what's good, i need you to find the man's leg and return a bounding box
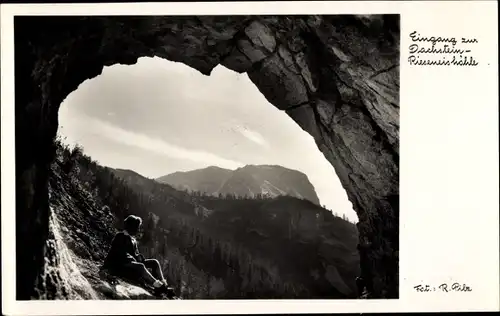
[123,262,158,287]
[143,259,165,282]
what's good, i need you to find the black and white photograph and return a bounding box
[3,1,500,314]
[12,14,400,301]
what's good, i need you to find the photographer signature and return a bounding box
[414,283,472,293]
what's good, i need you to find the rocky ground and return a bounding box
[44,149,171,300]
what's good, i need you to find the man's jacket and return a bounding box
[103,231,142,270]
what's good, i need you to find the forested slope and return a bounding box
[46,139,359,299]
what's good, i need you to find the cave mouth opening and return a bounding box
[13,15,399,300]
[57,56,358,223]
[53,56,361,299]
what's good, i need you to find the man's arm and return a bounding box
[115,233,138,263]
[131,238,145,262]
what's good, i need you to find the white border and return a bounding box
[2,1,499,315]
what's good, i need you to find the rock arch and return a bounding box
[14,15,399,299]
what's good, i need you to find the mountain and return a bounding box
[156,166,233,194]
[156,165,321,205]
[113,168,154,187]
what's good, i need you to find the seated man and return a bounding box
[102,214,172,297]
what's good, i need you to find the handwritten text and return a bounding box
[408,31,479,67]
[413,282,472,293]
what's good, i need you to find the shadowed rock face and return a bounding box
[14,15,399,299]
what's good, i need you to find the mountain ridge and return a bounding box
[156,164,321,205]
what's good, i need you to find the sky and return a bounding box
[58,57,358,222]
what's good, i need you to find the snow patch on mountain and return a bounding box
[262,180,287,196]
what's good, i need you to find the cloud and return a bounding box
[233,125,270,148]
[86,117,245,169]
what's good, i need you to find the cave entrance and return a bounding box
[14,15,399,300]
[58,57,358,222]
[55,57,360,298]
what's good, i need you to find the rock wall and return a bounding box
[14,15,399,299]
[44,153,168,300]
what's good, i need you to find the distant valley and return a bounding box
[47,140,359,299]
